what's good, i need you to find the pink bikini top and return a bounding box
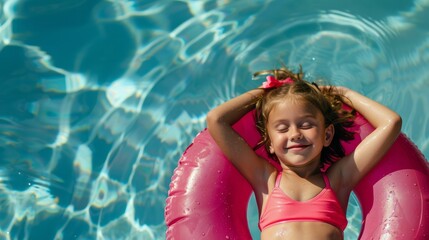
[259,172,348,231]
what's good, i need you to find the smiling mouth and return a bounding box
[287,145,309,150]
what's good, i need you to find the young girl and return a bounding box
[206,67,402,239]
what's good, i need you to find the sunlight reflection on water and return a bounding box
[0,0,428,239]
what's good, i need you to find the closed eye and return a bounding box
[275,124,289,132]
[300,122,314,129]
[277,127,289,132]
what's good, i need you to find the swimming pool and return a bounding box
[0,0,428,239]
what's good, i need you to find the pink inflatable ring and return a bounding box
[165,111,429,239]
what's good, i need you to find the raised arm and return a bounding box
[335,87,402,188]
[206,88,274,187]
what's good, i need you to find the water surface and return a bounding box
[0,0,428,239]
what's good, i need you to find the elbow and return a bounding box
[206,110,221,131]
[390,113,402,136]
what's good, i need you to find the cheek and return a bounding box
[266,129,276,142]
[305,130,323,143]
[267,132,278,147]
[269,134,287,151]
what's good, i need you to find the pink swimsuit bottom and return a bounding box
[259,172,348,231]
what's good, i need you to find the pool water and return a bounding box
[0,0,428,239]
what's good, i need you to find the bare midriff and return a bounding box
[261,221,343,240]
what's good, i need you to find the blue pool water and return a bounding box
[0,0,428,239]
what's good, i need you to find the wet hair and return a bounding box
[253,66,356,167]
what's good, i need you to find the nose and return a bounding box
[289,127,302,141]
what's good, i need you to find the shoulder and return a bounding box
[254,162,278,191]
[252,163,278,211]
[325,159,354,208]
[325,158,353,192]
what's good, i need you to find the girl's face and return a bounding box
[266,98,334,167]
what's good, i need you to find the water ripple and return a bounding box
[0,0,428,239]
